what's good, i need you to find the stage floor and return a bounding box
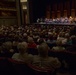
[33,23,76,26]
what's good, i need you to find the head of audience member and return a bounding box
[48,32,53,40]
[37,38,45,45]
[23,33,27,37]
[2,41,13,53]
[53,32,57,40]
[13,34,22,46]
[28,37,34,44]
[23,33,28,41]
[56,40,63,46]
[59,32,65,37]
[17,42,28,55]
[65,33,70,38]
[38,43,49,58]
[60,33,70,45]
[71,35,76,45]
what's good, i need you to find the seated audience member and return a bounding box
[12,42,33,63]
[37,38,46,49]
[23,33,28,42]
[70,26,76,36]
[12,35,21,52]
[52,40,65,51]
[46,32,54,44]
[62,33,71,45]
[66,35,76,52]
[57,32,65,42]
[28,37,37,48]
[32,43,61,69]
[37,38,45,45]
[2,41,14,53]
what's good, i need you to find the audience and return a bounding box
[0,24,75,53]
[32,43,61,69]
[12,42,33,63]
[0,24,75,73]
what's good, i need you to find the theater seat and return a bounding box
[64,51,76,73]
[28,64,56,75]
[0,57,13,75]
[28,48,38,55]
[8,58,34,75]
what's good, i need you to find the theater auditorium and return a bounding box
[0,0,76,75]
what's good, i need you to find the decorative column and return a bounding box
[71,0,75,17]
[27,0,30,24]
[20,3,25,25]
[27,0,33,23]
[16,0,22,26]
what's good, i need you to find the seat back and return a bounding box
[8,58,34,75]
[64,51,76,73]
[28,48,38,55]
[0,57,13,75]
[28,64,56,75]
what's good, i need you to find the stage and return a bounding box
[33,22,76,26]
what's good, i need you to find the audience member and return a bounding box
[32,43,61,69]
[2,41,13,53]
[12,42,33,63]
[28,37,37,48]
[66,35,76,52]
[52,40,65,51]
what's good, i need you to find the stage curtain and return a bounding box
[46,5,50,19]
[60,2,63,17]
[71,0,75,17]
[67,1,70,17]
[71,9,75,17]
[46,11,50,19]
[52,3,57,18]
[57,11,60,18]
[51,11,55,19]
[63,10,67,17]
[71,0,75,9]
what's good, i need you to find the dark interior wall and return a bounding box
[31,0,47,22]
